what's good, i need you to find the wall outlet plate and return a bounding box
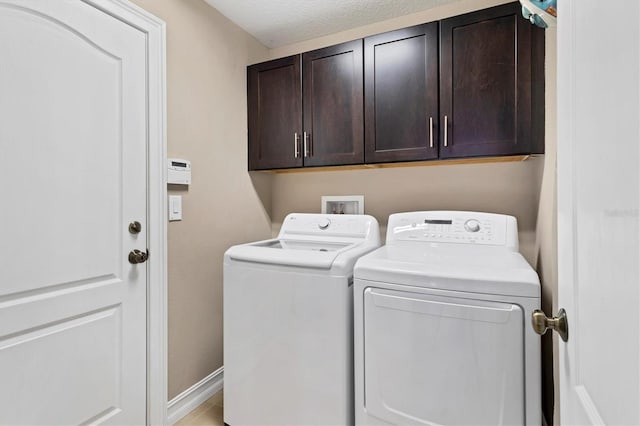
[321,195,364,215]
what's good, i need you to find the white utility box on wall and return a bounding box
[321,195,364,215]
[168,158,191,185]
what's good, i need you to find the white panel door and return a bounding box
[0,1,147,424]
[557,0,639,424]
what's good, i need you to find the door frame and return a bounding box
[82,1,168,423]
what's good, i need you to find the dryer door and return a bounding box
[363,288,525,425]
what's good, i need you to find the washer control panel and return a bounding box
[386,211,519,250]
[279,213,379,241]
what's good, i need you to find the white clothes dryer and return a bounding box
[224,213,380,426]
[353,211,540,426]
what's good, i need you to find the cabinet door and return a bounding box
[365,23,439,163]
[303,40,364,167]
[440,2,544,158]
[248,55,302,170]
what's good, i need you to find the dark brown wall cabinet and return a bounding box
[248,41,363,170]
[366,2,544,163]
[248,2,544,170]
[439,2,545,159]
[365,23,439,163]
[247,56,302,170]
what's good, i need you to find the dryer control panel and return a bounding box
[386,211,519,250]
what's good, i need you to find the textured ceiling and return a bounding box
[203,0,463,48]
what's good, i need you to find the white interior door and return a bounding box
[0,1,148,424]
[557,0,639,424]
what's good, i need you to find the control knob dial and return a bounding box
[464,219,481,233]
[318,218,331,230]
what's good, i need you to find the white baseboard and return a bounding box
[167,366,224,425]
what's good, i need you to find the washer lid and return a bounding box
[227,239,356,269]
[354,243,540,298]
[225,213,381,272]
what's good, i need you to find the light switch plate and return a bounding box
[169,195,182,221]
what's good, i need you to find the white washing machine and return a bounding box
[353,211,540,426]
[224,213,380,426]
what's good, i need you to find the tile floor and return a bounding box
[176,390,224,426]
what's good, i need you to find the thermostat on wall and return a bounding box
[168,158,191,185]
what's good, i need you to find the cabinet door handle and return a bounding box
[294,132,300,158]
[429,116,433,148]
[303,131,309,157]
[444,115,448,147]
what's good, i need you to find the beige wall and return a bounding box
[131,0,271,399]
[534,28,558,424]
[271,160,542,262]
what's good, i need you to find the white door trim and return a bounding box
[81,1,168,424]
